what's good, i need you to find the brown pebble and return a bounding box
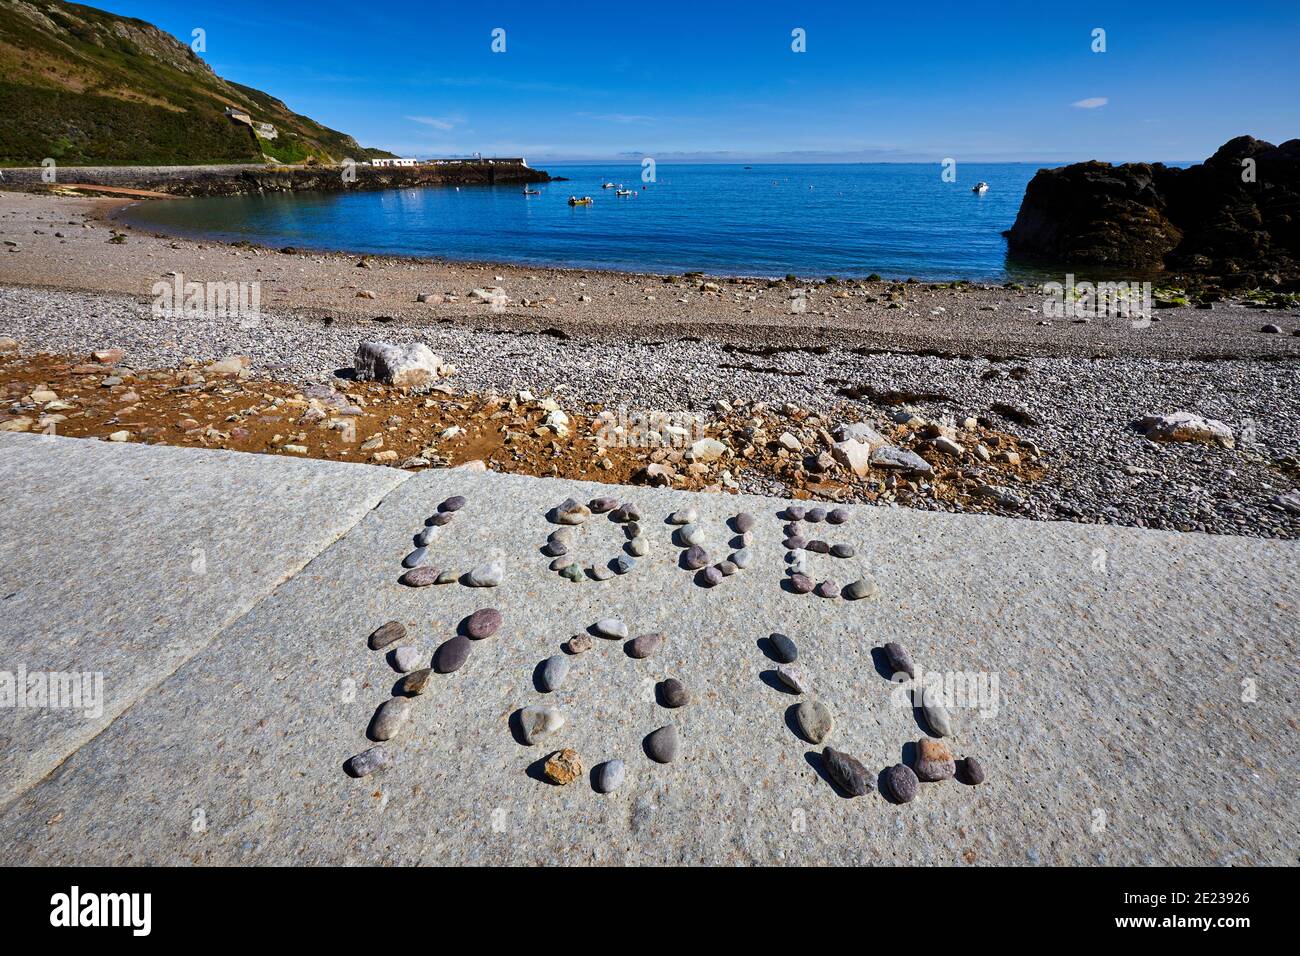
[399,567,440,588]
[368,620,407,650]
[628,632,665,659]
[398,668,434,696]
[566,633,594,654]
[789,573,814,594]
[543,748,583,785]
[914,738,956,782]
[958,756,986,785]
[463,607,502,639]
[659,678,690,707]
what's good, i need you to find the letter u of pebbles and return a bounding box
[368,620,407,650]
[369,697,411,741]
[466,561,503,587]
[822,746,870,796]
[519,705,564,745]
[434,635,472,673]
[594,618,628,639]
[345,746,390,778]
[463,607,502,639]
[645,724,679,763]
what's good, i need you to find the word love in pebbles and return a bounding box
[516,617,687,792]
[760,633,987,807]
[344,607,505,778]
[398,495,505,589]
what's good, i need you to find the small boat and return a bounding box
[568,196,594,205]
[973,181,989,193]
[600,182,616,189]
[615,188,633,196]
[522,188,541,195]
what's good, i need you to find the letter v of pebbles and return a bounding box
[519,705,564,745]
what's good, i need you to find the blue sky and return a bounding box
[96,0,1300,163]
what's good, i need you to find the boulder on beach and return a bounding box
[354,341,450,389]
[1132,411,1235,448]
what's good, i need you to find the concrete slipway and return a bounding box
[0,433,1294,865]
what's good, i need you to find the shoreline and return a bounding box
[2,190,1299,540]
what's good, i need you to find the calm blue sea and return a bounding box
[120,163,1058,281]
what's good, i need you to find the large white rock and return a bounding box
[1134,412,1235,448]
[870,446,933,474]
[689,437,728,462]
[834,422,889,449]
[354,341,448,389]
[831,439,872,477]
[470,287,508,306]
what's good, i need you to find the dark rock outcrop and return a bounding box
[1006,136,1300,287]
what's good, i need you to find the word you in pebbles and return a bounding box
[352,491,988,807]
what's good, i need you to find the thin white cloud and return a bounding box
[576,112,657,125]
[405,115,462,131]
[1071,97,1109,109]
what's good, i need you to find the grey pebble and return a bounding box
[414,525,439,547]
[776,663,807,693]
[542,539,568,557]
[369,697,411,741]
[806,507,827,522]
[668,507,698,525]
[439,495,467,512]
[922,688,956,737]
[830,543,855,559]
[614,555,636,574]
[659,678,690,707]
[519,705,565,745]
[815,580,840,599]
[700,565,723,587]
[402,546,429,568]
[593,759,626,793]
[428,511,454,527]
[795,699,834,743]
[466,561,503,587]
[783,535,807,550]
[958,756,987,785]
[588,564,613,581]
[769,632,798,663]
[682,545,710,570]
[716,559,738,577]
[434,635,472,673]
[827,507,850,524]
[368,620,407,650]
[822,746,870,796]
[730,547,753,569]
[549,556,571,571]
[627,536,649,556]
[392,645,424,672]
[883,763,919,803]
[345,746,390,778]
[785,505,806,520]
[678,523,706,546]
[806,539,830,554]
[594,618,628,639]
[883,641,915,678]
[628,632,665,659]
[539,654,571,691]
[645,724,679,763]
[733,512,756,533]
[788,572,814,594]
[843,577,879,600]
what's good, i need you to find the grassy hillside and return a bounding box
[0,0,395,165]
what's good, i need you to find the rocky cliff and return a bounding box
[1005,136,1300,288]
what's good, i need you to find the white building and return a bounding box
[370,158,419,168]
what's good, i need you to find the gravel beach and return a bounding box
[3,190,1299,538]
